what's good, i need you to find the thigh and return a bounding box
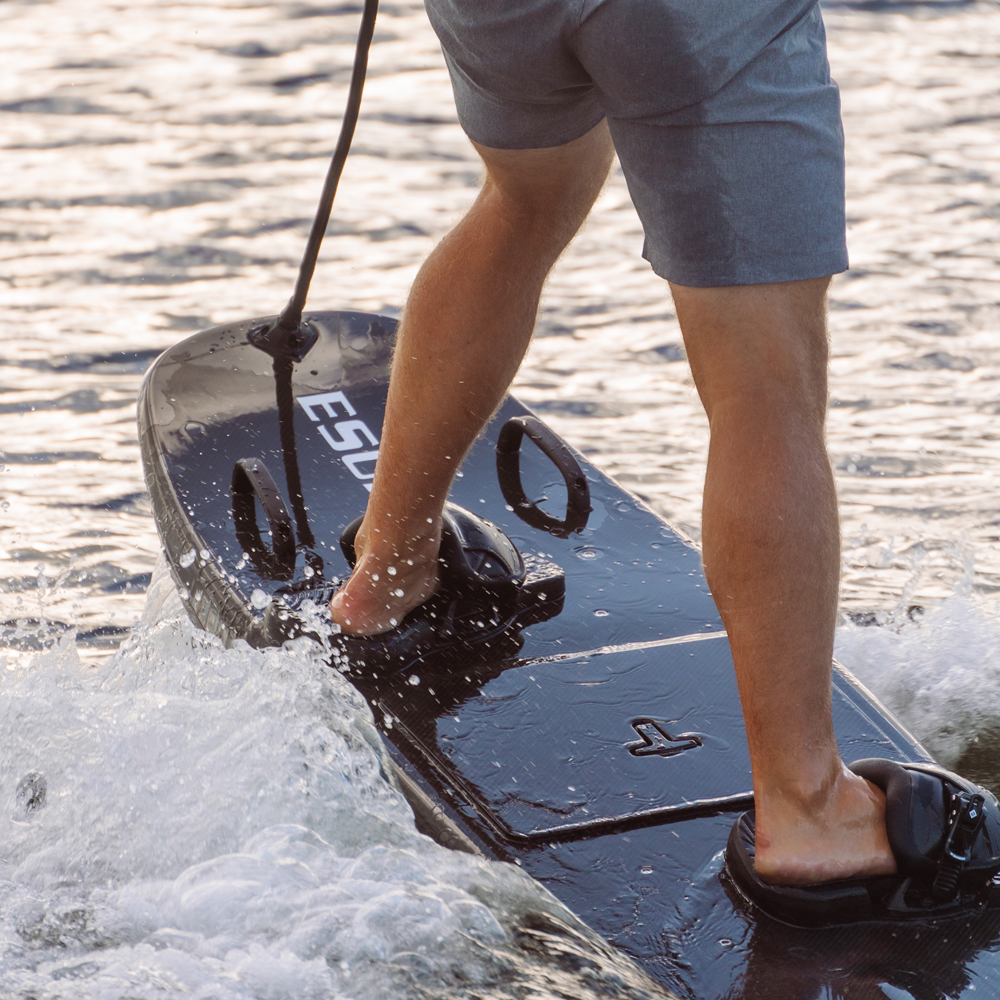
[579,1,848,287]
[424,0,604,150]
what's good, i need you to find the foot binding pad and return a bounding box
[247,504,564,672]
[725,758,1000,927]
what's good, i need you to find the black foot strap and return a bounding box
[245,504,565,672]
[725,758,1000,927]
[331,504,528,673]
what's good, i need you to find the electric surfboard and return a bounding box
[138,310,1000,999]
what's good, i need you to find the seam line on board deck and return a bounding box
[511,629,728,668]
[388,709,757,845]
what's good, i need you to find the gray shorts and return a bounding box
[424,0,848,287]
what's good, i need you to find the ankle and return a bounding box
[331,548,441,635]
[754,762,885,852]
[352,513,442,568]
[754,752,845,820]
[752,770,895,884]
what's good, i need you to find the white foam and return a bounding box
[836,595,1000,769]
[0,566,660,999]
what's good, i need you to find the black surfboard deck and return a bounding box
[139,310,1000,1000]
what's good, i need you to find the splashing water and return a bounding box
[0,568,664,1000]
[836,595,1000,793]
[834,530,1000,794]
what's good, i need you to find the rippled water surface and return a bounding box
[2,0,1000,996]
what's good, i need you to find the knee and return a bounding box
[710,383,829,445]
[707,341,829,424]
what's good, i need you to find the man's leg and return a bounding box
[331,121,615,634]
[670,278,896,885]
[331,122,891,884]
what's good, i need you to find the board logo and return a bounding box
[626,719,702,758]
[298,391,379,492]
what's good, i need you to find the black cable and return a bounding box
[246,0,380,581]
[273,352,316,551]
[273,0,380,335]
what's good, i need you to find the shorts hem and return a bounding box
[645,247,849,288]
[458,105,606,150]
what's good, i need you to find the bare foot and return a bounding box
[753,766,897,885]
[330,518,442,635]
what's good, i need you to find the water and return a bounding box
[0,573,662,998]
[1,0,999,995]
